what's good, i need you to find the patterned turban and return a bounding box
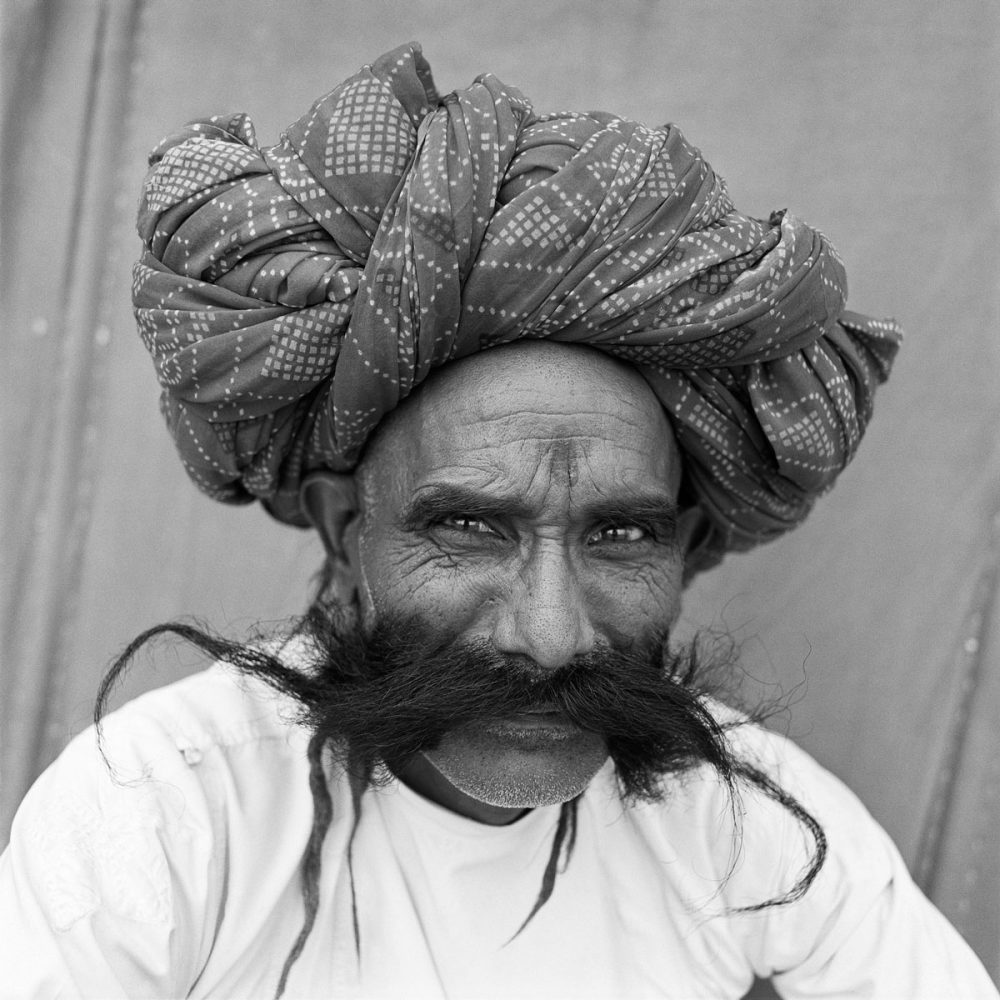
[133,42,901,575]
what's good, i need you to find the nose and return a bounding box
[492,542,596,672]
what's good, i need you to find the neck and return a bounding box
[390,754,529,825]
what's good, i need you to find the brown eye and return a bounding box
[587,525,648,545]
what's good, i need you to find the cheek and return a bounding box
[584,560,684,635]
[356,530,500,629]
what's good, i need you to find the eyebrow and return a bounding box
[400,483,680,533]
[401,485,530,529]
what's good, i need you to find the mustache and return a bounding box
[95,604,741,803]
[271,607,737,802]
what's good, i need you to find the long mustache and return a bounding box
[97,607,737,803]
[268,608,736,802]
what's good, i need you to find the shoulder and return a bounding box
[715,703,895,877]
[7,662,312,933]
[96,659,309,771]
[715,702,899,897]
[697,698,882,840]
[691,715,998,993]
[602,700,899,912]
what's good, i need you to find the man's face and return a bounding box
[342,342,686,819]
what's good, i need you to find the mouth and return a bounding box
[520,702,562,716]
[481,707,581,743]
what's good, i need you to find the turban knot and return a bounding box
[133,42,901,574]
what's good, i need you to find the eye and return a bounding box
[587,524,649,545]
[442,515,498,536]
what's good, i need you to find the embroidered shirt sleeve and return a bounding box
[0,715,217,999]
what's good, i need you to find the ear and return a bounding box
[300,471,362,605]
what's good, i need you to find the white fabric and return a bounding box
[0,663,995,1000]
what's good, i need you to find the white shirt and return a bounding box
[0,663,995,999]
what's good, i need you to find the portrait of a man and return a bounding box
[2,5,998,999]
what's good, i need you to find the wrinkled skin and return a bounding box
[308,341,689,824]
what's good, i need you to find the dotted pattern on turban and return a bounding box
[133,42,902,576]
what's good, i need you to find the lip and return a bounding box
[520,703,560,716]
[481,711,581,743]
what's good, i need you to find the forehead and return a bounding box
[364,344,682,505]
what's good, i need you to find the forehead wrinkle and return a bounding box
[411,446,576,514]
[372,419,678,519]
[575,433,679,498]
[455,405,650,435]
[364,351,681,511]
[412,425,676,510]
[515,436,577,500]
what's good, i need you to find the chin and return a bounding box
[457,775,596,809]
[424,725,610,808]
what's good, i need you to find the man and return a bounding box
[1,43,995,998]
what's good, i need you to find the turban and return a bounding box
[133,42,901,575]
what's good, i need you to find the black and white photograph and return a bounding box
[2,2,998,996]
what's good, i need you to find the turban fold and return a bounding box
[133,42,901,574]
